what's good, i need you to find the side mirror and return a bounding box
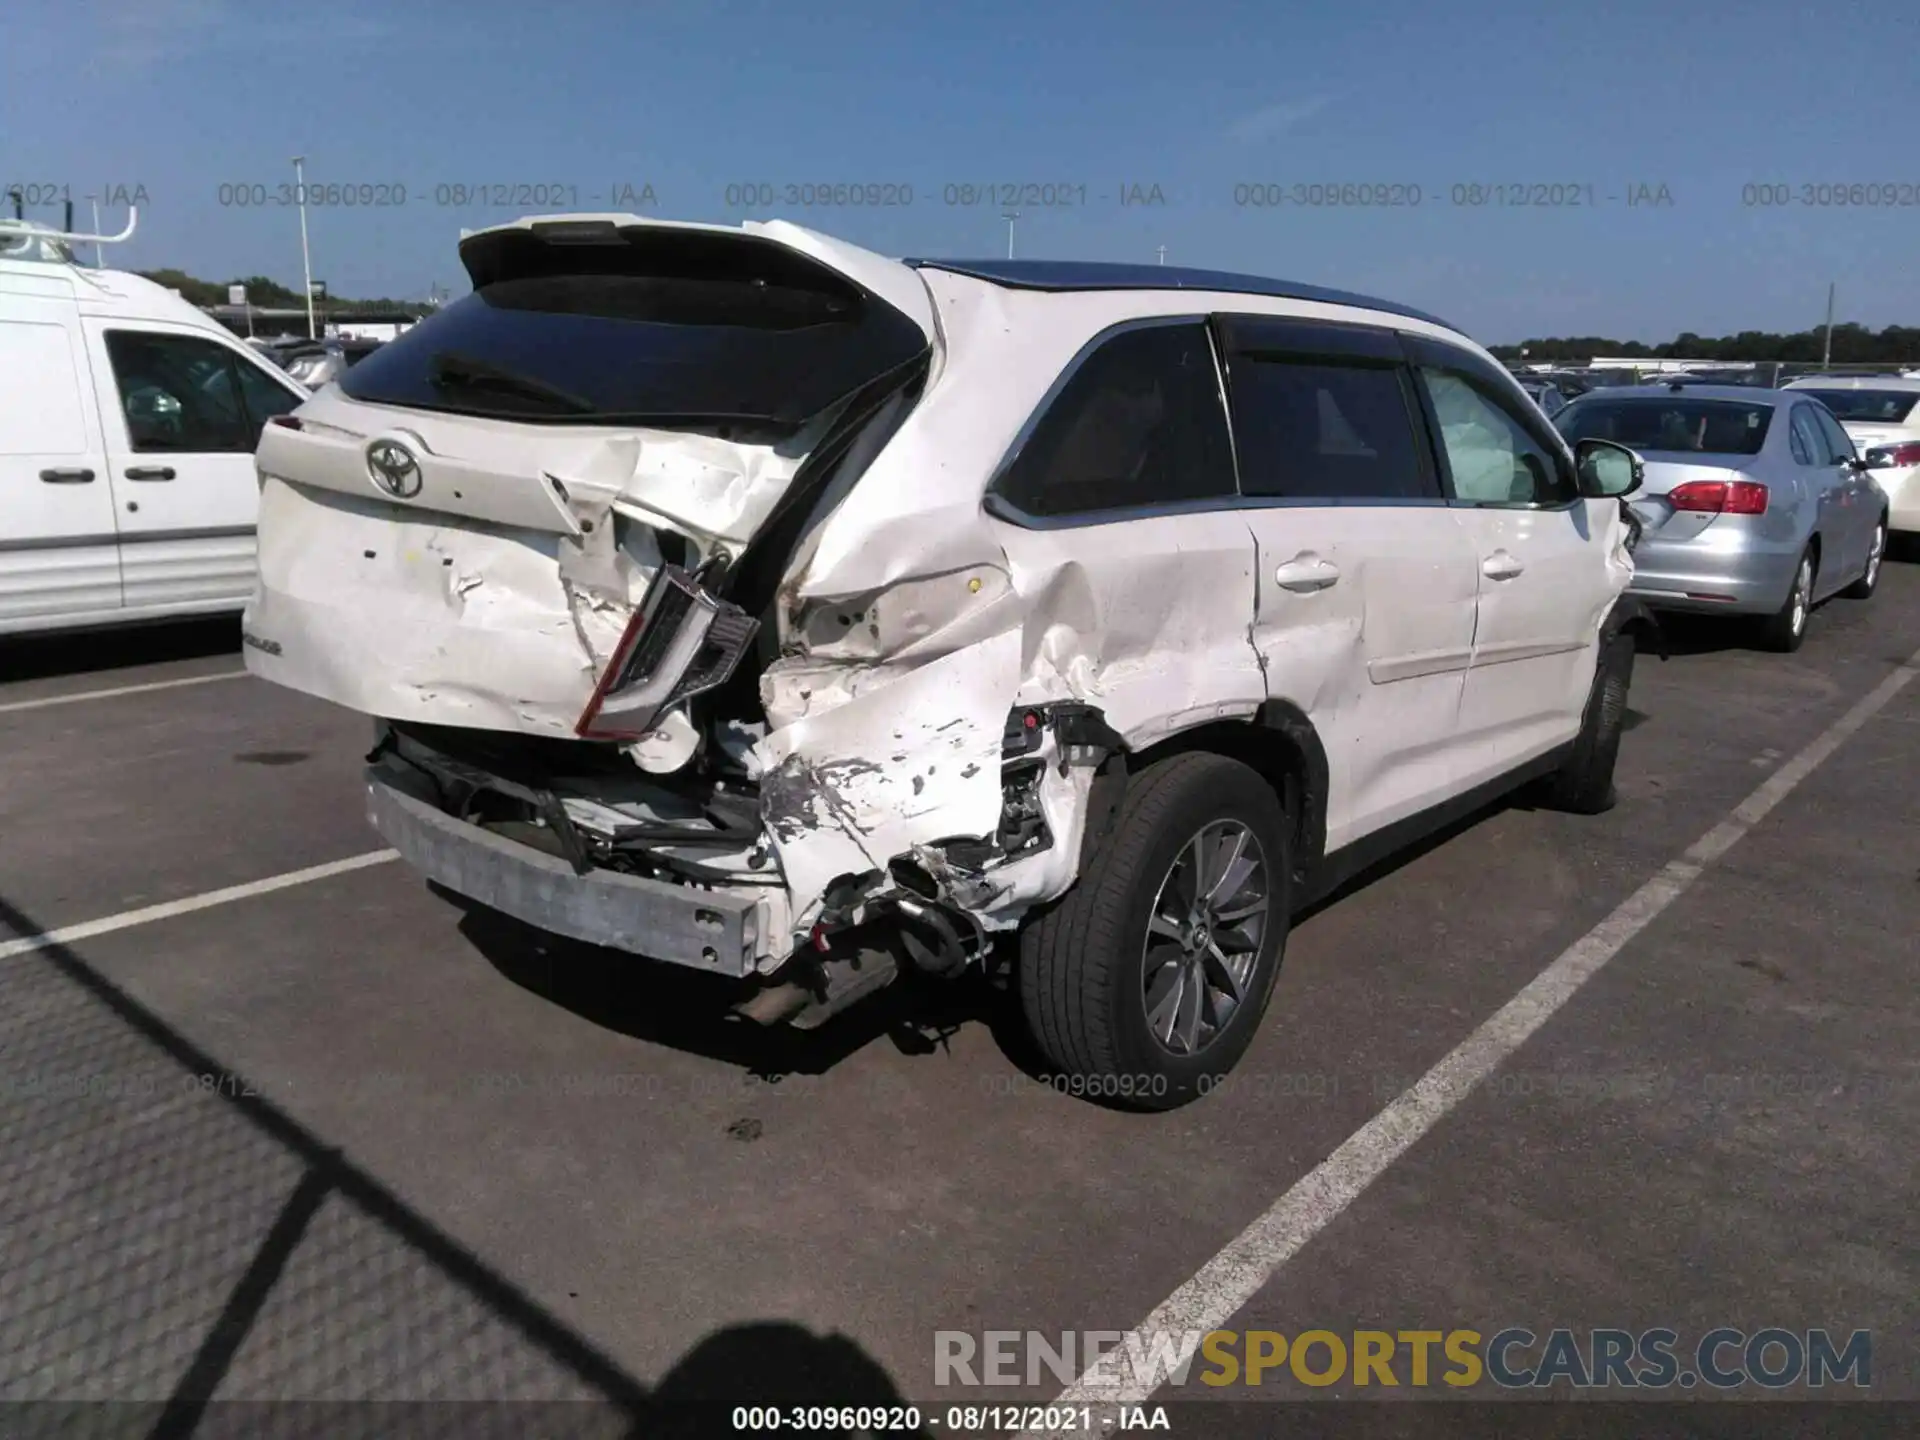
[1575,437,1643,498]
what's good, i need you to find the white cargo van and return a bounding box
[0,212,308,636]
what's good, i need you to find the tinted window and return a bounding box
[1419,369,1571,505]
[233,357,303,432]
[103,331,252,453]
[992,322,1236,518]
[1790,389,1920,423]
[341,267,927,430]
[1227,356,1433,500]
[1556,397,1773,456]
[1781,407,1827,468]
[1787,408,1816,464]
[1809,405,1856,463]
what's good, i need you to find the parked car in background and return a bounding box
[1514,378,1569,418]
[1555,383,1887,651]
[260,336,385,389]
[242,211,1654,1106]
[0,215,308,636]
[1780,375,1920,539]
[1543,370,1595,398]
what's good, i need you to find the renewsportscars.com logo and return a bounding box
[933,1327,1873,1391]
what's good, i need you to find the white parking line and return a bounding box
[1033,641,1920,1425]
[0,850,400,962]
[0,670,248,715]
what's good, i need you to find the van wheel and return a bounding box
[1842,517,1886,599]
[1016,752,1290,1111]
[1759,547,1815,653]
[1543,629,1635,815]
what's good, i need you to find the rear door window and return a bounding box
[1224,354,1435,501]
[1789,406,1828,466]
[990,321,1237,520]
[1809,405,1856,463]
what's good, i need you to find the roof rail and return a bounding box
[0,206,140,248]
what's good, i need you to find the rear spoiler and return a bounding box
[457,213,937,344]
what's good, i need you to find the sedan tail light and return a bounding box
[1667,479,1769,515]
[1865,440,1920,469]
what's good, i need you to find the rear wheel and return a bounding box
[1758,547,1815,653]
[1016,752,1290,1111]
[1842,516,1887,599]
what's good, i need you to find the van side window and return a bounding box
[233,356,304,433]
[1227,356,1436,500]
[992,321,1236,519]
[102,331,253,453]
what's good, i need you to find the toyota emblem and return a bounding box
[366,439,422,499]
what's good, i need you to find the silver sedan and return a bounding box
[1553,384,1888,651]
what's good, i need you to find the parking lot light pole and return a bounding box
[1822,282,1835,371]
[293,156,316,339]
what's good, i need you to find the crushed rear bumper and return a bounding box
[366,770,767,976]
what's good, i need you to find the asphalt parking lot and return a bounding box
[2,558,1917,1434]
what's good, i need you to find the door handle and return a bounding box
[1274,553,1341,592]
[39,467,96,484]
[1482,550,1525,581]
[125,466,176,481]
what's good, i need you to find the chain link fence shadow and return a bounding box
[0,891,927,1439]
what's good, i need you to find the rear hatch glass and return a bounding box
[340,224,929,433]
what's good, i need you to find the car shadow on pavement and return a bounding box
[1636,611,1764,658]
[454,896,1020,1083]
[0,616,241,685]
[0,887,932,1437]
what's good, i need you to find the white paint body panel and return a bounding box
[242,213,1631,962]
[0,298,120,626]
[0,252,307,633]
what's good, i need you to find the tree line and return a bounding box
[136,268,435,315]
[1488,323,1920,365]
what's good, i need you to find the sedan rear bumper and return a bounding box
[1627,520,1803,616]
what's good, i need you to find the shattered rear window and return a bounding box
[341,259,927,430]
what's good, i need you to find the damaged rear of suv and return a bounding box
[247,213,1652,1108]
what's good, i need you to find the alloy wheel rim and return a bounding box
[1867,527,1884,586]
[1141,820,1270,1057]
[1791,560,1811,634]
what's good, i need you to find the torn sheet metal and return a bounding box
[753,628,1022,932]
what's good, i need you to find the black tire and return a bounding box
[1016,752,1290,1112]
[1842,516,1887,600]
[1543,628,1635,815]
[1758,546,1816,653]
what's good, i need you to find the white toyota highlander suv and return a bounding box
[244,214,1656,1108]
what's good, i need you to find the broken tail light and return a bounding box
[576,565,759,740]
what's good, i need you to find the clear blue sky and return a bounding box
[5,0,1918,344]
